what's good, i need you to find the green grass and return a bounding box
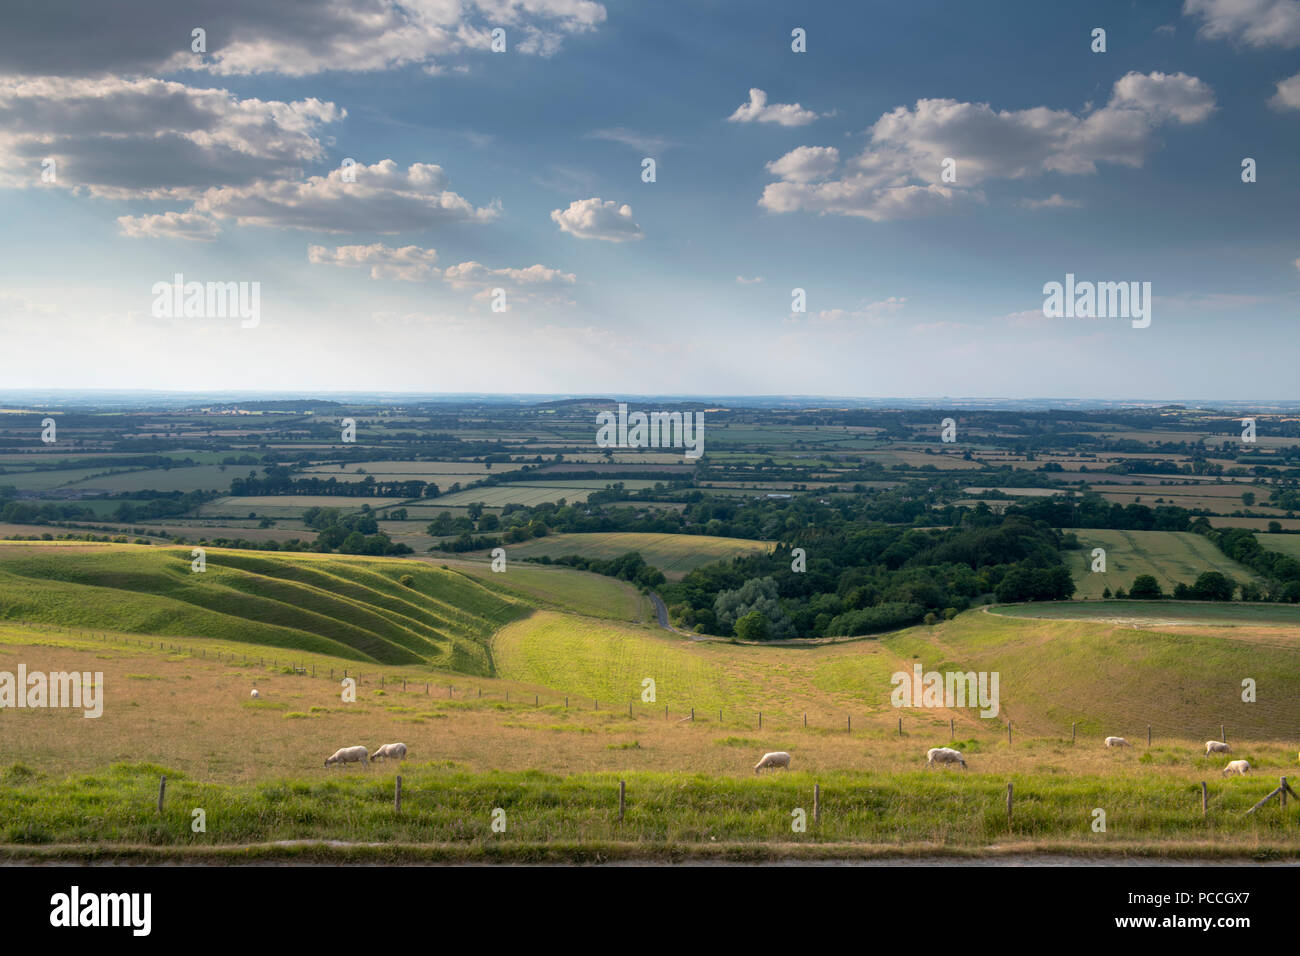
[3,761,1294,853]
[1064,530,1262,599]
[448,561,649,622]
[481,532,774,575]
[992,600,1300,625]
[0,543,528,671]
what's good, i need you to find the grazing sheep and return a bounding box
[753,751,791,774]
[370,742,408,762]
[1206,740,1231,755]
[926,747,967,770]
[250,688,259,699]
[324,745,370,768]
[1223,759,1251,776]
[1104,736,1129,747]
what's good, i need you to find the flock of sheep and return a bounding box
[324,742,408,767]
[256,686,1260,778]
[753,739,1257,776]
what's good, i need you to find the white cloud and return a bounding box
[0,0,608,78]
[736,275,764,284]
[585,128,677,152]
[197,160,500,233]
[786,297,907,326]
[309,243,576,303]
[117,211,221,241]
[1183,0,1300,48]
[308,243,440,281]
[760,72,1215,220]
[550,197,643,241]
[764,146,839,182]
[1016,194,1084,210]
[0,75,340,198]
[727,88,821,127]
[1270,71,1300,109]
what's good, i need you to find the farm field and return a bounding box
[428,481,660,508]
[1062,529,1263,599]
[482,532,774,577]
[4,603,1300,859]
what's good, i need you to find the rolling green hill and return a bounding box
[0,543,529,672]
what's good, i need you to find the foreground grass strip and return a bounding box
[5,764,1300,851]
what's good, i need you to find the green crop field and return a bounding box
[483,532,774,576]
[1062,529,1262,599]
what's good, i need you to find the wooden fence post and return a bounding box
[803,712,807,728]
[759,711,762,729]
[618,780,626,822]
[1007,722,1012,745]
[1221,724,1226,744]
[157,776,166,813]
[395,775,403,814]
[1201,781,1208,817]
[1006,782,1013,826]
[1147,725,1152,746]
[1072,721,1076,743]
[1283,777,1289,810]
[950,717,954,740]
[813,783,821,824]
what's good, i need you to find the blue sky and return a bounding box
[0,0,1296,398]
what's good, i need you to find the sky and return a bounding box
[0,0,1297,399]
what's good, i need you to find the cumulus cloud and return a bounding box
[1183,0,1300,48]
[309,243,576,303]
[1270,71,1300,109]
[0,0,607,78]
[117,211,221,241]
[308,243,440,281]
[0,75,340,198]
[760,72,1215,220]
[764,146,840,182]
[727,88,822,127]
[550,197,643,241]
[196,160,500,233]
[736,275,764,284]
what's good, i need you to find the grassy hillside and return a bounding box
[0,543,528,672]
[494,608,1300,741]
[477,532,774,578]
[1064,529,1261,599]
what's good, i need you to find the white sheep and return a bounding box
[370,742,408,762]
[250,688,259,699]
[1223,759,1250,776]
[754,751,791,774]
[926,747,967,769]
[1104,736,1129,747]
[324,745,370,768]
[1206,740,1231,755]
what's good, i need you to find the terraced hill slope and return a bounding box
[0,543,528,672]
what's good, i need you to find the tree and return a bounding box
[1242,491,1256,507]
[734,610,770,641]
[1190,571,1235,601]
[1129,574,1163,600]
